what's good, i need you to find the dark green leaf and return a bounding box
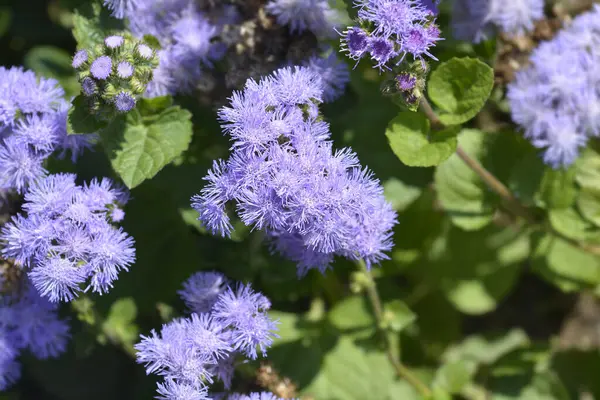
[68,95,108,134]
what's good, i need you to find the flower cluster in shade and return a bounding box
[452,0,544,42]
[191,67,397,276]
[104,0,229,97]
[507,5,600,168]
[135,271,279,400]
[225,393,292,400]
[0,67,96,194]
[265,0,342,38]
[0,276,70,390]
[340,0,442,71]
[72,33,158,116]
[0,173,135,302]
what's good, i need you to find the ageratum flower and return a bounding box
[0,67,96,194]
[191,67,397,275]
[265,0,341,38]
[228,393,294,400]
[452,0,544,42]
[0,173,135,301]
[136,273,278,399]
[507,5,600,167]
[340,0,442,71]
[0,275,70,390]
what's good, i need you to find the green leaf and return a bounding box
[508,152,546,207]
[0,7,12,39]
[72,2,124,50]
[385,112,459,167]
[532,234,600,292]
[302,337,421,400]
[578,190,600,227]
[549,208,600,242]
[328,296,374,332]
[536,167,577,209]
[101,105,193,188]
[383,299,416,332]
[576,148,600,194]
[433,360,476,394]
[383,177,422,212]
[428,57,494,125]
[68,95,108,134]
[435,129,495,231]
[24,46,80,97]
[101,298,138,354]
[444,329,530,366]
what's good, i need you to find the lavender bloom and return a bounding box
[507,6,600,167]
[103,0,140,19]
[0,173,135,301]
[228,393,292,400]
[191,67,396,274]
[340,0,441,70]
[178,271,228,314]
[265,0,341,37]
[397,73,417,91]
[114,92,136,113]
[136,274,278,399]
[72,50,89,69]
[82,77,97,96]
[136,44,154,60]
[117,61,134,78]
[105,35,124,48]
[90,56,113,80]
[0,67,64,116]
[304,52,350,102]
[0,137,47,194]
[0,333,20,391]
[452,0,544,42]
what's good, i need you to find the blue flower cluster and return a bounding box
[0,173,135,302]
[452,0,544,42]
[226,393,292,400]
[302,52,350,103]
[507,5,600,167]
[0,277,70,390]
[191,67,396,275]
[0,67,96,194]
[105,0,228,97]
[136,272,278,400]
[265,0,341,38]
[340,0,442,71]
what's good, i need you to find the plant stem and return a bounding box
[358,260,433,398]
[419,97,600,256]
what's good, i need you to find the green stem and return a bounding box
[358,260,433,398]
[419,97,600,256]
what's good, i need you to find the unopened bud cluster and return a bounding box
[72,33,159,118]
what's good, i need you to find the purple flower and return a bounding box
[81,77,97,96]
[0,137,47,194]
[178,271,228,314]
[117,61,134,79]
[192,67,397,273]
[0,67,64,114]
[228,393,291,400]
[103,0,140,19]
[0,174,135,301]
[105,35,124,48]
[14,112,59,152]
[265,0,340,37]
[136,44,154,60]
[114,92,136,112]
[368,36,396,70]
[507,6,600,167]
[72,50,89,69]
[156,379,209,400]
[357,0,430,37]
[90,56,113,80]
[303,52,350,102]
[452,0,544,42]
[396,73,417,91]
[341,27,370,61]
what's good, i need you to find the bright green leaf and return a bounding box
[101,105,193,188]
[383,177,422,212]
[435,129,495,231]
[328,296,374,331]
[385,112,459,167]
[428,57,494,125]
[433,360,476,394]
[383,299,416,332]
[578,190,600,228]
[101,298,138,354]
[532,234,600,292]
[549,207,600,242]
[444,329,530,366]
[536,167,577,209]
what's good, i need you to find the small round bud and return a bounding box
[117,61,134,79]
[90,56,113,80]
[72,50,89,69]
[105,35,124,49]
[81,77,97,96]
[114,92,136,113]
[136,44,154,60]
[396,73,417,91]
